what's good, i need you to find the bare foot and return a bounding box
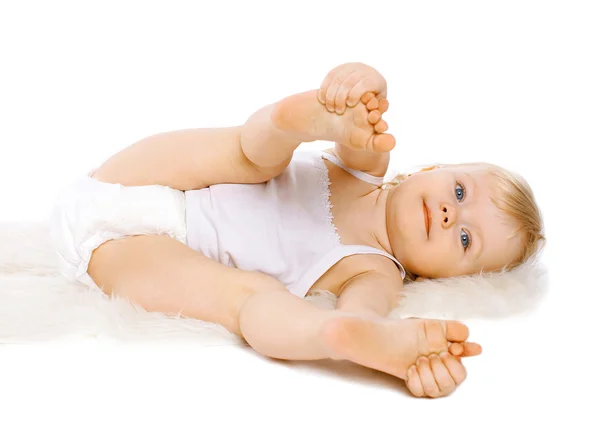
[318,316,475,381]
[271,89,395,153]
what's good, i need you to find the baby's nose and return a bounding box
[440,204,457,228]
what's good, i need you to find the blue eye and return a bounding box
[455,182,466,202]
[461,229,471,250]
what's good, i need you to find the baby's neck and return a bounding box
[355,188,394,256]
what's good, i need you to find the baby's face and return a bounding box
[386,164,523,279]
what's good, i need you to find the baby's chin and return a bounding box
[393,255,430,280]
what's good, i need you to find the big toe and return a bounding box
[372,134,396,152]
[445,321,470,343]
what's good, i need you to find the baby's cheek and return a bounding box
[415,245,452,279]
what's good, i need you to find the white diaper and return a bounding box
[48,171,187,292]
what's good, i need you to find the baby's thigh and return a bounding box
[87,234,285,336]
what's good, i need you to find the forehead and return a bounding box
[463,169,523,271]
[477,198,522,271]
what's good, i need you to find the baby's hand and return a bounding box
[406,352,467,398]
[318,62,387,115]
[406,342,482,398]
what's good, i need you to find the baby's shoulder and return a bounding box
[309,252,403,296]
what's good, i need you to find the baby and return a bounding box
[49,62,545,398]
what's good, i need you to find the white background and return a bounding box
[1,0,598,421]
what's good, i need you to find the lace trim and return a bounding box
[316,156,341,244]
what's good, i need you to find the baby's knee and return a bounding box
[242,271,289,297]
[224,271,288,335]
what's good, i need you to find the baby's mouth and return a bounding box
[423,200,431,239]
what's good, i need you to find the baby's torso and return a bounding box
[184,149,405,297]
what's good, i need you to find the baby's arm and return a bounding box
[333,253,403,318]
[336,266,481,398]
[318,63,392,177]
[335,270,402,318]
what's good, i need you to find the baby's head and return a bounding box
[383,162,545,281]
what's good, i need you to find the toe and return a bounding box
[461,342,483,357]
[449,342,463,356]
[378,98,389,113]
[366,97,379,111]
[361,92,375,104]
[374,119,388,134]
[424,320,450,352]
[445,321,470,343]
[372,134,395,152]
[368,110,382,125]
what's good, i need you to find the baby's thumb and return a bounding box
[450,342,482,357]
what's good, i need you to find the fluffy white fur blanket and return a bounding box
[0,221,548,344]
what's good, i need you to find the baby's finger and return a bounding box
[347,80,373,107]
[406,365,424,397]
[325,70,355,113]
[334,72,362,115]
[318,70,337,105]
[440,352,467,385]
[348,78,382,107]
[429,354,456,396]
[318,64,349,105]
[417,356,441,398]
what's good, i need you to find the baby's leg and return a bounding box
[91,123,302,191]
[92,88,389,191]
[244,87,394,167]
[235,88,393,168]
[90,91,327,191]
[88,234,470,382]
[240,291,469,381]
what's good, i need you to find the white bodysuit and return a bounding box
[184,149,406,297]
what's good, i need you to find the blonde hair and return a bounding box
[382,162,546,281]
